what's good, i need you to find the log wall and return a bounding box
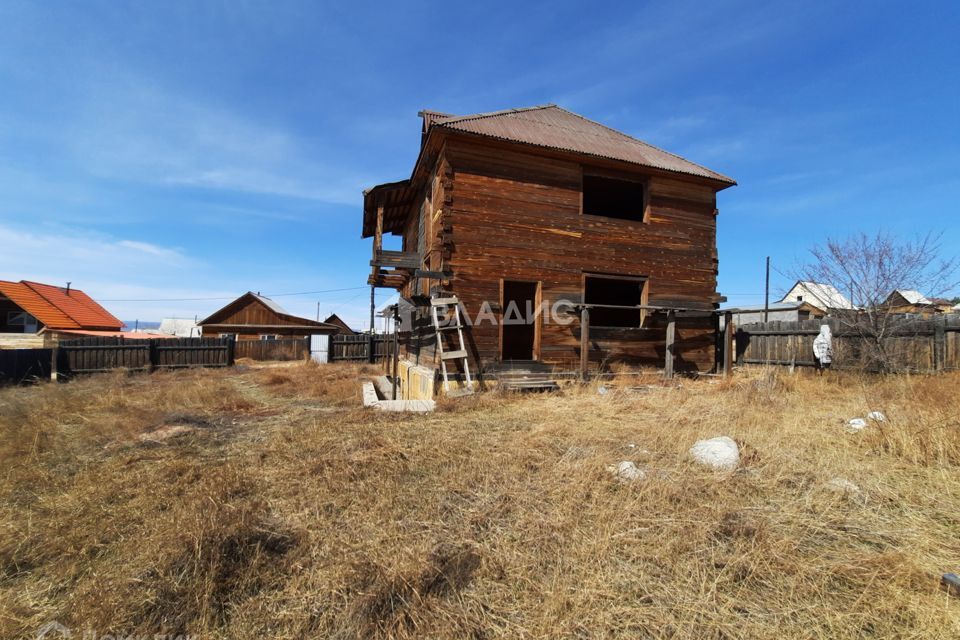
[397,136,727,373]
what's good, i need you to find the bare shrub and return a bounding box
[797,230,958,372]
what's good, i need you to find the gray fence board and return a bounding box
[734,315,959,372]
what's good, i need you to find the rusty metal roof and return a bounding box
[431,105,736,185]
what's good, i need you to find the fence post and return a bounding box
[934,315,946,372]
[368,332,375,364]
[665,310,676,379]
[579,306,590,381]
[227,337,235,367]
[148,340,158,372]
[723,312,733,377]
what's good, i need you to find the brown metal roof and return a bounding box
[431,105,736,186]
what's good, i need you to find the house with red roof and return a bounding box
[0,280,124,347]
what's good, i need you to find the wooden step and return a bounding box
[499,379,560,392]
[441,349,468,360]
[431,297,459,306]
[436,324,463,331]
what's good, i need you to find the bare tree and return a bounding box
[797,231,958,371]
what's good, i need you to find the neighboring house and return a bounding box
[158,317,201,337]
[928,298,955,313]
[198,292,338,340]
[721,301,826,330]
[0,280,123,348]
[322,313,357,335]
[884,289,951,315]
[362,104,736,382]
[779,281,854,312]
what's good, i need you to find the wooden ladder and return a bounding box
[430,295,474,394]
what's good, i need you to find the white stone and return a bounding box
[609,460,646,482]
[847,418,867,431]
[867,411,886,422]
[689,436,740,471]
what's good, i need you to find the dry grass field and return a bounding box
[1,362,959,639]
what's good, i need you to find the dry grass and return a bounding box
[1,363,959,639]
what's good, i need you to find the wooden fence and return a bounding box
[234,338,310,361]
[0,333,397,385]
[55,337,234,375]
[330,334,392,362]
[735,315,960,372]
[0,348,53,384]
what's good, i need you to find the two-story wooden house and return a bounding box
[362,105,735,392]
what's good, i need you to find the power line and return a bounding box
[99,285,368,303]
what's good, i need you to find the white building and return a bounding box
[720,301,826,330]
[779,281,854,311]
[159,317,201,338]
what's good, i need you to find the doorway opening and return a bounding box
[500,280,539,361]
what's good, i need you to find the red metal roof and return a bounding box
[53,329,177,338]
[431,105,736,185]
[0,280,122,330]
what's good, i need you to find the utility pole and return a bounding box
[763,256,770,323]
[316,301,321,322]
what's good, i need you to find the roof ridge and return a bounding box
[435,104,557,127]
[551,106,736,184]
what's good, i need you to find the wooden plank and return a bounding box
[664,311,676,379]
[580,307,590,380]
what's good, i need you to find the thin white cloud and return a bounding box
[117,239,186,260]
[0,64,371,206]
[66,76,364,203]
[0,223,196,281]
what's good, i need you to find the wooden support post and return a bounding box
[723,311,733,377]
[934,315,946,372]
[665,310,676,379]
[226,336,235,367]
[392,306,400,400]
[580,306,590,381]
[369,286,375,334]
[368,331,375,364]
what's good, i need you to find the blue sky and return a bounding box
[0,1,957,327]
